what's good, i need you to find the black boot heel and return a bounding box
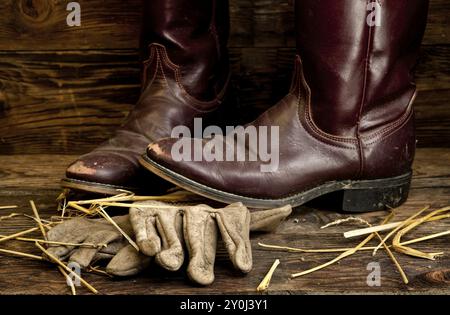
[339,173,412,213]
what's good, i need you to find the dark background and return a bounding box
[0,0,448,155]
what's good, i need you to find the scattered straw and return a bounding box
[372,206,430,256]
[30,200,47,241]
[35,242,98,294]
[259,228,450,254]
[320,214,408,283]
[0,248,43,261]
[392,206,450,260]
[257,259,280,292]
[291,213,393,279]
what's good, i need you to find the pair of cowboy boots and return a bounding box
[62,0,429,212]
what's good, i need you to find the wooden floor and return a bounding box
[0,148,449,295]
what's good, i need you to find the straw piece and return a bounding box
[56,190,70,217]
[0,248,43,261]
[72,191,193,206]
[30,200,47,242]
[88,202,180,210]
[402,230,450,245]
[35,242,98,294]
[258,242,371,253]
[321,217,371,229]
[344,213,450,239]
[0,227,40,244]
[0,234,106,248]
[0,205,18,210]
[57,266,77,296]
[257,259,280,292]
[97,206,139,251]
[88,266,113,278]
[0,213,22,221]
[372,206,430,256]
[66,202,93,215]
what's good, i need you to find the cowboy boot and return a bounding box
[141,0,429,211]
[61,0,232,195]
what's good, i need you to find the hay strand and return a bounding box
[257,259,280,292]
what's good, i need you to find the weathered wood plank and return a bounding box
[0,0,447,50]
[1,44,448,154]
[0,50,140,154]
[0,149,449,294]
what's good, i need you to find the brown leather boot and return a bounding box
[141,0,429,211]
[62,0,232,195]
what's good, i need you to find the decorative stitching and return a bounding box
[361,91,416,142]
[294,56,358,146]
[363,105,414,146]
[356,2,374,177]
[153,43,230,109]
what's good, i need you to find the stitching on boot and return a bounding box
[152,43,229,109]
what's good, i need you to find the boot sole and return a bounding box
[139,155,412,211]
[61,178,140,195]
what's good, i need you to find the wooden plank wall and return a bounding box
[0,0,448,155]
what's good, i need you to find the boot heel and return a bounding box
[340,173,412,213]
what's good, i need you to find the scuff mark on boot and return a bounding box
[67,161,96,175]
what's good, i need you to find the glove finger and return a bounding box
[130,207,161,256]
[184,206,218,286]
[216,204,252,273]
[155,209,184,271]
[249,205,292,232]
[106,245,152,277]
[69,230,121,268]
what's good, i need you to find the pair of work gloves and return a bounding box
[46,201,292,285]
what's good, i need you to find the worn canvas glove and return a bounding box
[45,215,151,276]
[45,202,292,284]
[130,201,292,285]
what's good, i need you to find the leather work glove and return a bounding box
[45,215,151,276]
[45,203,292,284]
[129,201,292,285]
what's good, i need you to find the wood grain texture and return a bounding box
[0,148,449,294]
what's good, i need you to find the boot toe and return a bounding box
[66,152,139,188]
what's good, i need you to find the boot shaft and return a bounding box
[295,0,429,137]
[140,0,230,100]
